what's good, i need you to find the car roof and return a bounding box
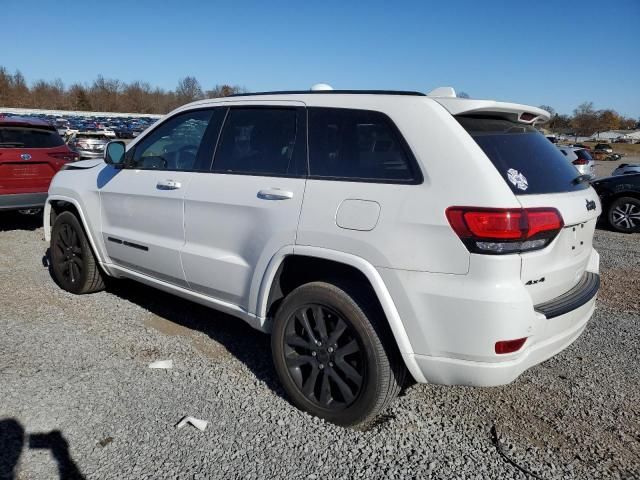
[0,115,56,130]
[176,90,550,124]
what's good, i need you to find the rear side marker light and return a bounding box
[495,337,527,354]
[446,207,563,254]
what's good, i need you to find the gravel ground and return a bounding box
[0,212,638,480]
[594,156,639,179]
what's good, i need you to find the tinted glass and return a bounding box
[0,127,64,148]
[213,108,301,176]
[308,108,417,182]
[130,109,219,171]
[457,116,589,194]
[575,149,593,161]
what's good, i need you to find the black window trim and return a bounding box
[124,107,221,172]
[209,105,308,179]
[306,106,424,185]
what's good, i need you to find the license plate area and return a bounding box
[564,221,590,257]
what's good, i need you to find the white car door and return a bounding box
[100,109,219,286]
[181,105,307,312]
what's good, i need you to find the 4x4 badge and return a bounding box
[586,199,596,211]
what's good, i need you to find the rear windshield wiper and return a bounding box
[572,174,592,185]
[0,142,25,147]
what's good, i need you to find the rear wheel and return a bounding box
[608,196,640,233]
[271,281,405,427]
[50,211,105,293]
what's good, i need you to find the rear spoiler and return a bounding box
[433,98,551,125]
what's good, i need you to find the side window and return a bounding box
[308,108,419,182]
[129,109,221,171]
[212,108,303,176]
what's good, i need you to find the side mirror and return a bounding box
[104,141,126,167]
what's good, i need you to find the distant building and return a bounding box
[592,130,640,141]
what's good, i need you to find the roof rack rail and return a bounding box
[228,90,426,97]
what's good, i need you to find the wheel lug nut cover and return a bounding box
[318,364,324,369]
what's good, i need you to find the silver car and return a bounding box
[557,146,596,179]
[612,163,640,176]
[68,133,110,159]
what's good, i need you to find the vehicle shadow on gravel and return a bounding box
[0,211,43,232]
[106,279,288,400]
[0,418,85,479]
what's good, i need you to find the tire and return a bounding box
[50,211,105,294]
[607,197,640,233]
[271,281,405,427]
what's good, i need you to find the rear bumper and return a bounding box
[0,192,48,211]
[407,296,595,386]
[381,248,600,386]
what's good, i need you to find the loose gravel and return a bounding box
[0,211,638,479]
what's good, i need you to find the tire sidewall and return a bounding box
[271,282,387,426]
[50,212,91,293]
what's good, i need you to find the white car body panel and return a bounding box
[45,92,599,387]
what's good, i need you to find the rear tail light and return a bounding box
[446,207,563,254]
[495,337,527,354]
[572,159,588,165]
[48,151,79,162]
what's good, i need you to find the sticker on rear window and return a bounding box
[507,168,528,191]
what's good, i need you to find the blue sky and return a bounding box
[2,0,639,117]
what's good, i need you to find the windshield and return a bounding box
[457,116,589,195]
[0,127,65,148]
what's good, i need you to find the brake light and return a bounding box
[48,151,79,162]
[446,207,563,254]
[495,337,527,354]
[572,159,588,165]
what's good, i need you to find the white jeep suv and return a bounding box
[45,87,601,427]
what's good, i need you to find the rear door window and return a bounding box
[0,127,65,148]
[457,116,589,194]
[308,108,420,182]
[575,149,593,161]
[212,108,304,177]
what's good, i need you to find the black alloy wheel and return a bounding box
[283,304,365,409]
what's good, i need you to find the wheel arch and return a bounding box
[257,246,427,383]
[46,196,105,264]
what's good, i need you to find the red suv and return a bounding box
[0,115,78,211]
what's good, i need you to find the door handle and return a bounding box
[157,180,181,190]
[257,189,294,200]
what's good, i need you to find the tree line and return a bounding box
[539,102,638,136]
[0,67,244,114]
[1,66,638,133]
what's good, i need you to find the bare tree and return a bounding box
[571,102,598,138]
[175,76,203,105]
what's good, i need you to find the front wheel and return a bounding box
[271,281,405,427]
[608,196,640,233]
[50,211,105,294]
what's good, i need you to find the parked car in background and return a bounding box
[570,143,591,151]
[594,143,613,154]
[0,115,78,211]
[45,88,601,426]
[97,128,117,138]
[67,132,110,159]
[592,173,640,233]
[612,163,640,176]
[557,146,595,179]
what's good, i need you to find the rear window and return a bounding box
[0,127,64,148]
[575,149,593,161]
[457,116,589,195]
